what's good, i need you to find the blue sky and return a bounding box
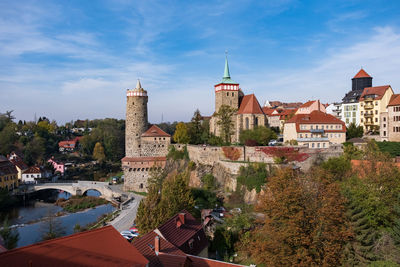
[1,0,400,124]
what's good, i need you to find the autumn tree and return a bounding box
[215,105,237,144]
[173,122,190,144]
[92,142,106,162]
[241,168,349,266]
[136,168,195,234]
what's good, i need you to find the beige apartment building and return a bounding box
[283,110,346,148]
[359,85,393,133]
[380,94,400,141]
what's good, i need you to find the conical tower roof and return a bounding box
[221,54,236,84]
[353,68,372,79]
[136,79,142,89]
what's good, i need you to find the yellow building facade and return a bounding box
[0,156,18,190]
[359,85,393,133]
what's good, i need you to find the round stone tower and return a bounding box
[126,79,148,157]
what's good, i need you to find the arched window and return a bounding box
[255,117,258,127]
[245,117,249,130]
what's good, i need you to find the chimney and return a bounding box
[179,213,186,225]
[154,236,160,255]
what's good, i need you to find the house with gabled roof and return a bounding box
[133,210,245,267]
[284,110,346,148]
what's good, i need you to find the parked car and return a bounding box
[120,231,135,239]
[268,139,277,146]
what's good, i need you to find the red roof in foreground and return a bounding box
[0,226,149,267]
[388,94,400,107]
[360,85,391,101]
[133,231,186,267]
[353,68,372,79]
[142,125,171,137]
[237,94,264,114]
[156,210,208,256]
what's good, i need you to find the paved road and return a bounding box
[108,185,143,232]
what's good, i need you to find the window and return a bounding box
[139,183,143,189]
[384,117,386,122]
[255,117,258,126]
[323,143,326,148]
[384,131,386,136]
[312,143,315,148]
[317,143,320,148]
[227,92,229,96]
[375,118,378,122]
[316,125,318,129]
[300,134,303,138]
[375,110,378,115]
[375,101,378,106]
[232,92,234,96]
[188,239,194,249]
[361,111,363,115]
[384,124,386,128]
[245,118,249,130]
[361,118,364,122]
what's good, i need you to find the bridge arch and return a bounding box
[82,188,102,197]
[34,187,75,196]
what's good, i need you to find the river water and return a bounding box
[0,190,116,248]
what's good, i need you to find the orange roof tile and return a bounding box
[0,226,149,266]
[286,110,346,132]
[237,94,264,114]
[353,68,371,79]
[262,107,275,115]
[388,94,400,106]
[156,210,208,255]
[142,125,171,137]
[299,100,316,108]
[133,230,186,267]
[359,85,391,101]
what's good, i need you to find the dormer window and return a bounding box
[189,239,194,249]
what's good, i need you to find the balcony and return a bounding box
[364,121,374,126]
[310,129,324,134]
[364,97,374,103]
[364,113,373,118]
[364,104,374,109]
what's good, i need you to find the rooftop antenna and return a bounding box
[161,113,164,123]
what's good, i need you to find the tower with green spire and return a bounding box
[214,54,241,112]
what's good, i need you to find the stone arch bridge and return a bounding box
[32,181,122,202]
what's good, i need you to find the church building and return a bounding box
[209,56,267,143]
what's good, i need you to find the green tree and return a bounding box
[215,105,237,144]
[237,163,269,193]
[346,122,364,140]
[320,156,351,181]
[24,136,46,165]
[188,109,203,145]
[0,217,19,249]
[239,126,277,146]
[173,122,190,144]
[92,142,106,162]
[0,123,18,155]
[136,168,195,234]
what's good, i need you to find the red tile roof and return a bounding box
[23,166,41,174]
[237,94,264,114]
[142,125,171,137]
[299,100,316,108]
[359,85,391,101]
[156,210,208,256]
[0,226,149,267]
[9,159,28,171]
[133,231,186,267]
[0,157,17,176]
[353,68,371,79]
[388,94,400,107]
[262,107,275,116]
[286,110,346,133]
[58,140,77,148]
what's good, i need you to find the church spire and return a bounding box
[221,52,235,84]
[223,53,231,79]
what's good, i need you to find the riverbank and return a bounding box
[55,195,109,212]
